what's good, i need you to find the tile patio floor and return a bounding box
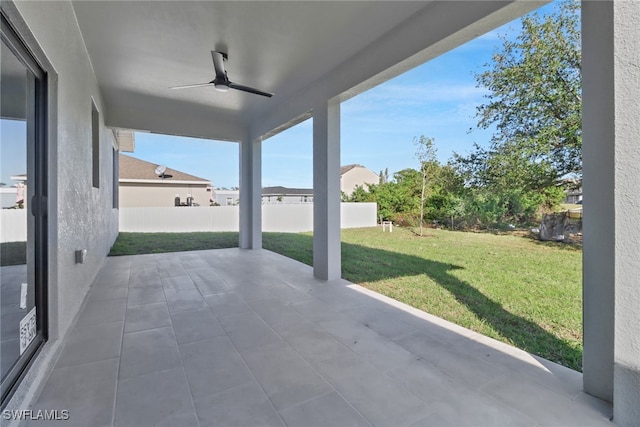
[27,248,612,426]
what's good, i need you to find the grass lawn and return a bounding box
[108,232,239,255]
[109,227,583,371]
[0,241,26,266]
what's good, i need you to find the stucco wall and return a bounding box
[13,1,119,339]
[120,183,210,207]
[341,167,379,196]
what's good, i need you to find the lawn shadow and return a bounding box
[263,232,582,370]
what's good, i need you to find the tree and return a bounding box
[414,135,437,236]
[464,0,581,193]
[378,168,389,184]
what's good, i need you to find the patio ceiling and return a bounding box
[71,1,543,142]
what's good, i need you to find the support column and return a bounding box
[239,136,262,249]
[313,100,341,280]
[582,0,615,403]
[582,2,640,425]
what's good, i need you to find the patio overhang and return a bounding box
[69,1,541,142]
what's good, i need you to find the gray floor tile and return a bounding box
[318,318,416,372]
[193,381,284,427]
[396,331,508,389]
[119,326,181,379]
[171,307,225,344]
[408,412,455,427]
[180,336,255,398]
[290,299,352,324]
[279,392,371,427]
[218,311,284,351]
[247,297,308,329]
[188,268,229,295]
[241,341,334,411]
[115,366,198,427]
[346,304,418,340]
[76,298,127,327]
[165,289,207,313]
[56,321,123,368]
[386,359,460,403]
[157,261,187,278]
[481,375,612,426]
[27,358,118,427]
[205,291,253,317]
[93,269,130,289]
[124,302,171,333]
[180,257,210,270]
[127,286,165,307]
[88,283,128,302]
[427,390,536,427]
[313,351,432,427]
[129,272,162,288]
[277,322,351,364]
[161,275,196,293]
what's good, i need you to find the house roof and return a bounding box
[262,186,313,196]
[340,164,366,175]
[119,154,210,184]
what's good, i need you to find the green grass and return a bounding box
[108,232,239,255]
[109,227,583,370]
[264,228,583,370]
[1,241,26,266]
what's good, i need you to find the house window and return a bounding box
[112,147,118,208]
[91,100,100,188]
[226,197,233,205]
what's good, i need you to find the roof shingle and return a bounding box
[119,154,210,183]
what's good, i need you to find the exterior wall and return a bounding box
[119,183,210,207]
[4,0,119,412]
[212,190,239,206]
[119,203,377,233]
[341,167,379,196]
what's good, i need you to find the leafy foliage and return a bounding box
[347,2,580,229]
[460,0,581,192]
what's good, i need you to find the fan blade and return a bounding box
[211,51,227,81]
[229,82,273,98]
[170,82,214,90]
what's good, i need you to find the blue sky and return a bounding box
[1,2,557,190]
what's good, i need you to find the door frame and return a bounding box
[0,10,49,408]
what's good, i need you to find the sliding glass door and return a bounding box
[1,13,47,406]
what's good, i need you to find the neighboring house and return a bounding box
[262,186,313,204]
[211,189,240,206]
[565,188,583,204]
[119,154,212,207]
[0,174,27,209]
[340,164,379,196]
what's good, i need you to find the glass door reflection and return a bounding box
[1,15,46,405]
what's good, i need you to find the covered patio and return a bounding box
[1,0,639,425]
[28,249,610,426]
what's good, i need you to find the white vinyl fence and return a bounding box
[119,203,377,233]
[0,209,27,243]
[1,203,377,240]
